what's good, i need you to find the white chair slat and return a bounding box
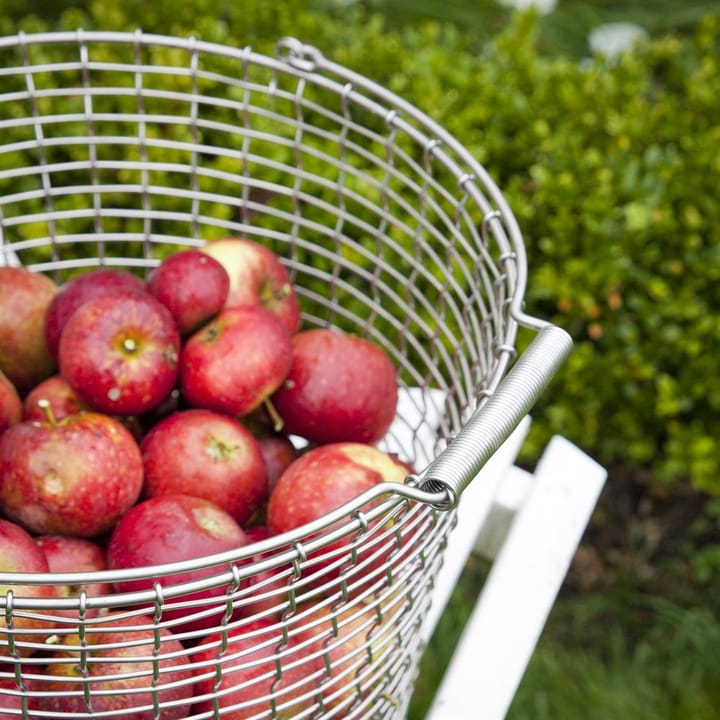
[426,434,607,720]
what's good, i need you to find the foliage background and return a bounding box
[1,0,718,715]
[8,0,717,497]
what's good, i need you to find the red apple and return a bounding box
[271,328,398,445]
[22,375,145,441]
[34,611,193,719]
[0,369,21,435]
[267,443,409,584]
[147,249,230,335]
[44,266,147,359]
[256,434,298,497]
[191,617,322,719]
[22,374,90,422]
[0,676,26,720]
[58,289,181,416]
[0,266,56,395]
[0,665,43,719]
[201,236,301,334]
[106,494,249,633]
[0,519,58,658]
[35,535,110,617]
[141,409,268,526]
[290,602,393,713]
[0,412,143,537]
[235,525,289,620]
[180,305,293,418]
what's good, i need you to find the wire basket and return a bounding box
[0,31,572,719]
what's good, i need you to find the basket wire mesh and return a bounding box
[0,30,572,719]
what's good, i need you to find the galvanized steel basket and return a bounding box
[0,31,572,719]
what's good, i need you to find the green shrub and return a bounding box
[2,3,719,499]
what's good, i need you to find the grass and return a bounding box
[409,556,720,719]
[508,594,720,719]
[408,555,492,718]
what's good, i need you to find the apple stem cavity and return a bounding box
[122,337,138,353]
[203,324,220,343]
[263,398,284,433]
[36,398,57,426]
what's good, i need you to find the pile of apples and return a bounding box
[0,237,411,719]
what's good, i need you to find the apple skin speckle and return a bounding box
[0,412,143,537]
[106,494,248,633]
[58,289,180,417]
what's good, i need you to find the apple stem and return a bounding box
[36,398,57,426]
[263,397,284,433]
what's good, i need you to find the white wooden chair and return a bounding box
[422,417,607,720]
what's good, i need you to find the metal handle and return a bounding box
[418,324,573,508]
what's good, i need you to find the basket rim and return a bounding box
[0,29,549,604]
[0,481,448,609]
[0,28,539,328]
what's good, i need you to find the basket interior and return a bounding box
[0,31,522,719]
[0,32,522,454]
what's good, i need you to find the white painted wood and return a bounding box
[426,435,607,720]
[474,465,533,561]
[420,416,532,645]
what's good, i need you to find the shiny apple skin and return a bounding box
[106,494,249,633]
[180,305,293,418]
[0,412,144,537]
[58,289,180,416]
[0,519,58,658]
[44,267,147,360]
[22,374,90,421]
[272,328,399,445]
[141,409,268,526]
[0,266,57,395]
[35,534,110,617]
[147,249,230,335]
[267,443,408,587]
[201,236,301,334]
